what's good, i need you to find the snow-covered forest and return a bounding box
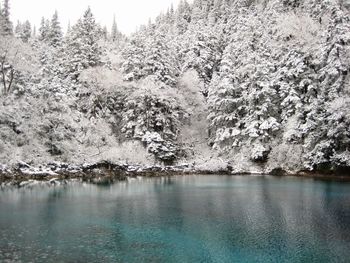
[0,0,350,174]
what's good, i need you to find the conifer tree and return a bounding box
[14,20,21,35]
[20,20,31,42]
[1,0,12,35]
[168,3,175,24]
[23,20,31,41]
[208,0,222,25]
[67,21,71,33]
[102,25,108,40]
[63,7,102,78]
[14,20,31,42]
[48,11,62,47]
[121,34,146,81]
[175,0,192,34]
[143,31,178,86]
[39,17,50,41]
[32,25,36,38]
[182,29,222,89]
[111,15,118,42]
[0,4,4,35]
[191,0,205,23]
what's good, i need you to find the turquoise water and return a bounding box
[0,176,350,262]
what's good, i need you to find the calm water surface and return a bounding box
[0,175,350,262]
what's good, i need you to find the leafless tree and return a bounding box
[0,47,17,95]
[0,36,39,96]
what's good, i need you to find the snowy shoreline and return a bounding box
[1,161,349,187]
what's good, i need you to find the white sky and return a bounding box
[9,0,186,35]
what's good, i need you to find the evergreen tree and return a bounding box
[121,33,146,81]
[1,0,12,35]
[219,0,231,23]
[300,6,350,169]
[39,17,50,41]
[63,7,102,78]
[67,21,71,33]
[208,44,248,149]
[14,20,31,42]
[208,0,222,25]
[167,4,175,24]
[0,3,4,35]
[182,28,222,90]
[48,11,62,47]
[102,25,108,41]
[142,31,178,86]
[175,0,192,34]
[14,20,21,35]
[191,0,206,23]
[32,25,36,38]
[111,15,118,42]
[20,20,31,42]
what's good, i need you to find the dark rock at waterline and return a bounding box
[1,160,350,186]
[270,168,288,176]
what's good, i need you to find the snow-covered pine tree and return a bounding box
[121,33,146,81]
[122,27,178,86]
[14,20,21,36]
[111,15,118,42]
[14,20,32,42]
[175,0,192,34]
[102,26,108,41]
[301,5,350,170]
[19,20,31,42]
[63,7,102,78]
[164,4,175,26]
[142,31,178,86]
[207,7,283,161]
[191,0,206,23]
[67,21,71,33]
[208,0,222,25]
[182,28,222,92]
[1,0,12,35]
[219,0,231,24]
[32,25,36,38]
[48,11,62,47]
[0,4,4,35]
[39,17,50,42]
[208,43,248,150]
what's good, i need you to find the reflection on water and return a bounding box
[0,176,350,262]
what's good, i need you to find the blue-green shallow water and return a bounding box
[1,176,350,263]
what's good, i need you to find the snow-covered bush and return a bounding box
[250,144,271,162]
[120,83,187,162]
[141,132,178,162]
[0,36,40,95]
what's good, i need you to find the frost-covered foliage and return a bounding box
[119,0,350,170]
[205,0,350,170]
[14,20,31,42]
[38,11,62,47]
[62,7,102,78]
[121,29,178,86]
[78,74,188,163]
[0,36,39,95]
[181,28,223,91]
[0,0,13,36]
[0,0,350,172]
[121,84,186,162]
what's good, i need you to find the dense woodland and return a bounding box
[0,0,350,173]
